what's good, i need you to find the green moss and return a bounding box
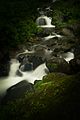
[46,63,58,72]
[0,0,80,119]
[0,73,80,120]
[0,0,80,49]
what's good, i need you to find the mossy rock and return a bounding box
[0,73,80,120]
[46,58,71,74]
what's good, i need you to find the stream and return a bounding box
[0,6,74,101]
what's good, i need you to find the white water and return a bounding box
[60,52,74,63]
[44,34,62,41]
[36,15,55,28]
[0,46,52,97]
[0,10,74,99]
[9,59,20,77]
[22,63,48,83]
[44,34,56,40]
[16,49,35,58]
[0,59,48,96]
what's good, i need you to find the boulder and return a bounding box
[2,80,34,104]
[16,70,23,76]
[69,57,80,74]
[46,57,71,74]
[19,55,45,71]
[20,62,33,71]
[34,45,53,60]
[61,28,74,37]
[69,23,80,37]
[16,54,25,63]
[74,45,80,57]
[28,55,44,70]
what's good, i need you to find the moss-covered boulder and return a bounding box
[1,80,34,104]
[46,57,71,74]
[0,73,80,120]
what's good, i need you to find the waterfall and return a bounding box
[22,63,48,84]
[60,52,74,63]
[36,15,55,28]
[0,59,22,96]
[0,58,48,96]
[44,34,56,41]
[0,5,74,99]
[9,59,20,77]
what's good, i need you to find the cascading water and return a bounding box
[36,15,55,28]
[9,59,20,77]
[22,63,48,84]
[60,52,74,63]
[0,50,48,97]
[0,1,74,100]
[44,33,62,41]
[0,60,21,97]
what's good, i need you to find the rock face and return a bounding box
[2,80,34,104]
[46,57,71,74]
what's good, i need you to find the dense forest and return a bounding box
[0,0,80,120]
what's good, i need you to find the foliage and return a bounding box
[0,0,80,49]
[0,73,80,120]
[0,0,50,50]
[0,0,80,119]
[52,0,80,28]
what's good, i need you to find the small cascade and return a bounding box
[0,0,75,99]
[60,52,74,63]
[9,59,20,77]
[22,63,48,84]
[0,62,21,96]
[44,34,56,41]
[0,54,48,96]
[16,49,35,59]
[43,33,62,41]
[36,15,55,28]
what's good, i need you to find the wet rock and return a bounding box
[42,35,75,57]
[16,54,25,63]
[34,45,53,60]
[28,55,44,70]
[16,70,23,76]
[20,62,33,71]
[69,57,80,74]
[74,45,80,57]
[61,28,74,37]
[68,23,80,37]
[2,80,34,104]
[19,54,45,71]
[46,57,71,74]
